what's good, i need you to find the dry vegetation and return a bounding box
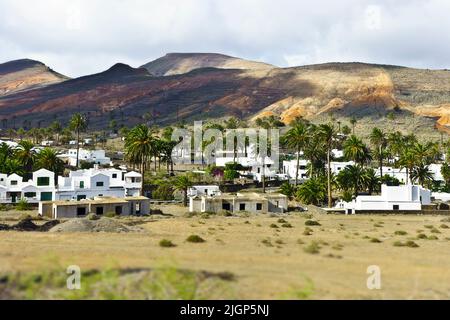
[1,206,450,299]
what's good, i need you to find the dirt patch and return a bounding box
[49,217,143,233]
[1,219,61,232]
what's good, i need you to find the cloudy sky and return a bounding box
[0,0,449,77]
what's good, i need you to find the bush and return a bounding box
[152,184,175,201]
[427,235,439,240]
[370,238,382,243]
[303,241,321,254]
[270,224,279,229]
[303,227,313,236]
[186,235,206,243]
[305,220,321,226]
[87,213,100,221]
[440,224,449,229]
[394,241,419,248]
[105,212,118,218]
[394,230,407,236]
[159,239,176,248]
[277,218,288,224]
[16,199,31,211]
[417,233,428,239]
[281,223,293,228]
[261,238,273,247]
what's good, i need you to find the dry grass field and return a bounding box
[1,206,450,299]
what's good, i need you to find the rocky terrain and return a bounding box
[0,59,68,97]
[0,53,450,136]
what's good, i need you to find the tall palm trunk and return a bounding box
[76,129,80,168]
[140,159,145,196]
[327,147,332,208]
[379,145,383,186]
[295,147,300,186]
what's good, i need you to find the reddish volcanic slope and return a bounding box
[0,59,68,96]
[1,54,450,132]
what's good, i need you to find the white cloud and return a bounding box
[0,0,449,77]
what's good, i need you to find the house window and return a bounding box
[77,195,86,201]
[256,203,263,211]
[40,192,53,201]
[96,207,104,215]
[112,174,117,179]
[239,203,246,211]
[37,177,50,186]
[393,205,399,210]
[96,182,104,187]
[11,180,17,186]
[77,207,87,217]
[204,189,208,195]
[24,192,36,198]
[79,181,85,189]
[222,203,231,211]
[115,206,123,215]
[135,203,141,214]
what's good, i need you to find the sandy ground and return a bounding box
[1,206,450,299]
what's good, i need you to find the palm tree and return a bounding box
[125,125,154,196]
[296,177,326,206]
[337,164,366,197]
[174,175,193,207]
[50,121,62,145]
[35,148,65,185]
[69,113,88,168]
[281,122,309,185]
[343,135,372,165]
[318,124,338,207]
[398,150,416,185]
[369,128,386,180]
[280,182,296,200]
[362,168,381,195]
[350,117,357,135]
[16,140,36,180]
[411,164,434,188]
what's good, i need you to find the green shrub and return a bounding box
[16,199,31,211]
[281,223,293,228]
[440,224,449,229]
[277,218,288,224]
[261,238,273,247]
[303,227,313,236]
[297,239,305,245]
[405,241,419,248]
[393,241,404,247]
[87,213,100,221]
[152,184,175,201]
[427,235,439,240]
[305,220,321,226]
[370,238,382,243]
[303,241,321,254]
[270,224,279,229]
[430,228,441,234]
[186,235,206,243]
[424,225,434,229]
[105,212,118,218]
[394,230,407,236]
[417,233,428,239]
[159,239,176,248]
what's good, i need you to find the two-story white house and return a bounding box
[0,168,142,204]
[0,169,56,203]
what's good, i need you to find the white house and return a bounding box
[282,159,309,180]
[0,168,142,204]
[56,168,142,201]
[59,149,111,167]
[189,192,288,214]
[376,166,408,183]
[188,185,222,198]
[215,155,278,182]
[0,169,56,203]
[336,184,431,214]
[282,160,355,181]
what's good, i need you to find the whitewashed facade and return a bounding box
[336,184,431,214]
[58,149,111,166]
[0,168,142,204]
[188,185,222,198]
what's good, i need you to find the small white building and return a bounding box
[189,192,288,214]
[215,155,278,182]
[188,185,221,198]
[59,149,111,167]
[282,159,309,180]
[336,184,431,214]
